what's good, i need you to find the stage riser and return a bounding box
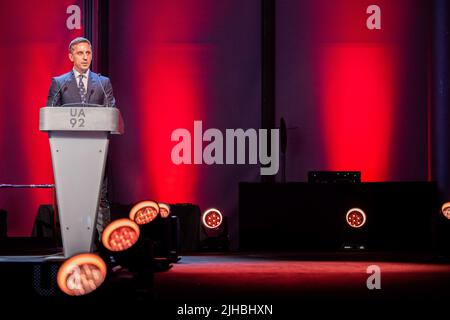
[239,182,440,251]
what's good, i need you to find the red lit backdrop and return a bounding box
[109,0,261,248]
[277,0,430,182]
[0,0,82,235]
[0,0,431,246]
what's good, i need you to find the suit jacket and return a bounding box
[46,70,116,107]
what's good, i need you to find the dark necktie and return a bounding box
[78,74,87,103]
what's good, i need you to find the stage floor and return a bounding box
[151,252,450,316]
[1,251,449,316]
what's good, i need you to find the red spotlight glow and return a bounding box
[320,46,396,181]
[202,208,223,229]
[159,203,171,218]
[346,208,366,228]
[129,201,160,225]
[102,218,140,252]
[136,42,202,204]
[57,253,107,296]
[442,202,450,220]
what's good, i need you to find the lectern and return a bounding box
[39,105,123,257]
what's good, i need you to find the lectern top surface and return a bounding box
[39,106,124,134]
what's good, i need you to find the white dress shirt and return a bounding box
[73,68,89,91]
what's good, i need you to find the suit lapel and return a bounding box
[67,71,80,102]
[87,71,98,102]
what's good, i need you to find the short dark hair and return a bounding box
[69,37,92,53]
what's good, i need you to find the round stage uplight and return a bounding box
[129,200,160,225]
[442,202,450,220]
[346,208,366,228]
[159,203,171,218]
[102,218,140,252]
[202,208,223,229]
[57,253,107,296]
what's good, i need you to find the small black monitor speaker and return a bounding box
[0,209,7,237]
[308,171,361,184]
[171,203,202,253]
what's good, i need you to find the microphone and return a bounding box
[51,74,71,106]
[97,73,109,107]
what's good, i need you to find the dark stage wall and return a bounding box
[0,1,441,249]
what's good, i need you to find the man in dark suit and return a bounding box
[47,37,116,240]
[47,37,116,108]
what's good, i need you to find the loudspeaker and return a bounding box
[0,260,64,302]
[171,203,202,253]
[308,171,361,184]
[0,209,7,237]
[31,205,61,246]
[138,215,180,261]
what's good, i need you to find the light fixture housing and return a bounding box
[57,253,107,296]
[129,200,160,225]
[202,208,223,229]
[346,208,367,228]
[102,218,140,251]
[442,202,450,220]
[159,203,171,218]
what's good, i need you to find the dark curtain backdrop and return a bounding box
[0,0,83,236]
[277,0,431,182]
[108,0,261,249]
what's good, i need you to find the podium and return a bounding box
[39,105,123,257]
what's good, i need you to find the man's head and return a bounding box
[68,37,92,74]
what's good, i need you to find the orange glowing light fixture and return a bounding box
[129,200,160,225]
[159,203,171,218]
[202,208,223,229]
[346,208,366,228]
[57,253,107,296]
[102,218,140,252]
[442,202,450,220]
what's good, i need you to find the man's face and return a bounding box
[69,42,92,74]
